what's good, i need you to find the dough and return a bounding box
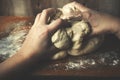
[51,4,104,60]
[68,35,104,56]
[52,51,67,60]
[51,29,71,49]
[61,3,82,20]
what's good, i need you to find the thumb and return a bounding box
[48,19,63,34]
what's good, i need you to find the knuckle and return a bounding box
[37,13,41,16]
[36,13,41,17]
[42,9,48,14]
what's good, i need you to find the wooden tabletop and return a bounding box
[0,16,120,77]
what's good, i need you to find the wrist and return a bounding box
[85,10,120,35]
[18,45,49,61]
[17,48,38,60]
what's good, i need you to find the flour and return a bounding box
[0,25,29,61]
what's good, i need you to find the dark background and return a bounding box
[0,0,120,17]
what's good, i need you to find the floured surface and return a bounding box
[46,36,120,70]
[48,48,120,70]
[0,21,31,62]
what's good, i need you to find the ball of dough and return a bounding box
[51,29,72,49]
[52,51,67,60]
[51,4,104,60]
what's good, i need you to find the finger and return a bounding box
[34,13,41,26]
[71,1,90,12]
[48,19,62,35]
[40,8,56,24]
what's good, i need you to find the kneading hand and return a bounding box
[20,8,63,59]
[64,2,120,37]
[0,8,64,79]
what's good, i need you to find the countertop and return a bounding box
[0,16,120,77]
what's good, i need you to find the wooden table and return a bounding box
[0,16,120,78]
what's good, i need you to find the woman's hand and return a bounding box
[20,8,63,59]
[64,2,120,37]
[0,8,64,79]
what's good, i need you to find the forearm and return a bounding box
[0,50,43,79]
[0,8,62,80]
